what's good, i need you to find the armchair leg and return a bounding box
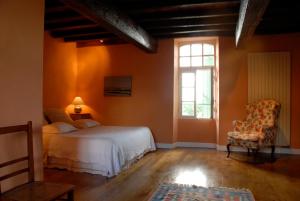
[227,144,231,158]
[67,189,74,201]
[247,148,250,156]
[271,145,275,159]
[252,149,259,161]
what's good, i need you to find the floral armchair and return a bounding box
[227,99,281,158]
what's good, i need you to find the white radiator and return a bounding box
[248,52,290,146]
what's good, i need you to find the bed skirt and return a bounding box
[46,156,111,176]
[45,148,155,177]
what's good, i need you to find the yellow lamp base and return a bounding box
[74,106,82,113]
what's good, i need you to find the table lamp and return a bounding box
[72,96,84,113]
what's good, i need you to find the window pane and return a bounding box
[191,44,202,56]
[196,104,211,118]
[203,43,214,55]
[191,56,202,67]
[182,102,194,116]
[182,73,195,87]
[196,69,211,104]
[182,87,194,101]
[180,57,190,67]
[179,45,190,56]
[203,56,214,66]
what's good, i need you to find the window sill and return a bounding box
[178,117,215,121]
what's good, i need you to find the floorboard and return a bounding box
[44,148,300,201]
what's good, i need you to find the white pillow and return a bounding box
[73,119,100,129]
[43,122,78,134]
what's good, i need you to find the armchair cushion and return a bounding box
[228,131,262,142]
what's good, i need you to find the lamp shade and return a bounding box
[72,96,84,105]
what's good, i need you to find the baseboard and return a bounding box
[175,142,216,149]
[156,143,175,149]
[156,142,215,149]
[156,143,300,155]
[217,145,300,155]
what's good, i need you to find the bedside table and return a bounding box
[70,113,92,121]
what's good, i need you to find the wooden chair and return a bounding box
[0,121,75,201]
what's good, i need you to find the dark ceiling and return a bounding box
[44,0,300,48]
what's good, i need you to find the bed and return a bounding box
[43,118,156,177]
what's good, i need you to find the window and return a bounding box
[179,42,215,119]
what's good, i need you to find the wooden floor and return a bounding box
[44,148,300,201]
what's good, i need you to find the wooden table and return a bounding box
[69,113,92,121]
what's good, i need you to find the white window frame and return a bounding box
[178,41,216,119]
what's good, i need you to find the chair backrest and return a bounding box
[246,99,281,127]
[0,121,34,194]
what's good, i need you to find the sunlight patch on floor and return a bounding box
[174,169,208,187]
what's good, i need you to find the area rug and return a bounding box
[148,183,255,201]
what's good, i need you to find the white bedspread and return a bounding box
[43,126,156,177]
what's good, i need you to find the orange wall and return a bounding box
[76,40,175,143]
[43,32,78,108]
[0,0,44,191]
[218,34,300,148]
[78,40,216,143]
[218,37,248,146]
[177,119,216,143]
[43,33,300,148]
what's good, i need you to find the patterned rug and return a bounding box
[148,183,255,201]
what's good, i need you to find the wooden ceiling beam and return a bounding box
[45,23,99,32]
[53,31,109,38]
[46,5,69,14]
[255,22,300,35]
[53,24,235,39]
[258,20,300,28]
[137,10,238,22]
[146,23,237,30]
[153,29,234,36]
[45,10,83,22]
[51,27,107,37]
[143,16,237,29]
[146,23,236,30]
[45,16,86,25]
[61,0,157,53]
[235,0,270,47]
[64,33,116,42]
[255,27,300,35]
[153,30,234,38]
[45,0,63,7]
[45,19,96,30]
[148,24,235,34]
[261,15,300,23]
[127,0,240,14]
[263,7,300,18]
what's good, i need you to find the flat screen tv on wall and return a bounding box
[104,76,132,96]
